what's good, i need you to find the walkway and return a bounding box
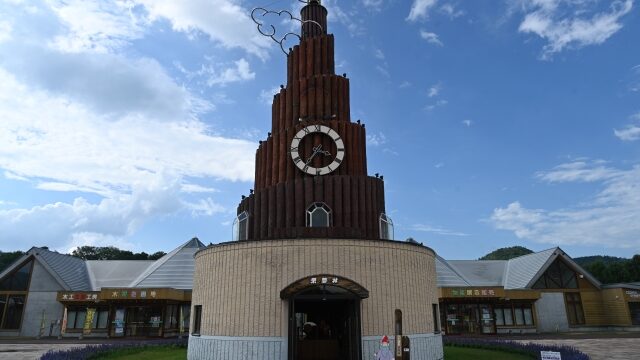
[513,333,640,360]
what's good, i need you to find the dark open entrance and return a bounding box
[284,278,366,360]
[290,286,361,360]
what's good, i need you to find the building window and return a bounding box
[494,305,534,327]
[379,213,394,240]
[192,305,202,336]
[181,304,191,332]
[394,309,402,335]
[432,304,440,333]
[0,259,33,330]
[565,292,585,325]
[164,304,178,329]
[232,211,249,241]
[629,302,640,326]
[532,259,578,289]
[306,202,331,227]
[66,307,109,330]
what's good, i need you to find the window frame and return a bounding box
[0,259,33,332]
[565,292,586,326]
[192,305,202,336]
[306,202,332,228]
[432,304,440,334]
[232,211,249,241]
[379,213,394,240]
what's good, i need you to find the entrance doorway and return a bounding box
[289,285,362,360]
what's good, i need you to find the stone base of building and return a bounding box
[188,333,444,360]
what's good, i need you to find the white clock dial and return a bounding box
[290,125,345,176]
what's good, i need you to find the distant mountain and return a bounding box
[573,255,628,267]
[479,246,533,260]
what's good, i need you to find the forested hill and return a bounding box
[480,246,640,285]
[0,246,167,273]
[479,246,533,260]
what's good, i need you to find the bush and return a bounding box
[444,337,590,360]
[39,339,188,360]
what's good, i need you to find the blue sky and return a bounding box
[0,0,639,260]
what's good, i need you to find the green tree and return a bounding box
[479,246,533,260]
[0,251,26,273]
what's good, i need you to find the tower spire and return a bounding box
[301,0,327,38]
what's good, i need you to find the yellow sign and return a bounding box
[83,308,96,335]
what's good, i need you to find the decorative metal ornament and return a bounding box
[250,7,323,56]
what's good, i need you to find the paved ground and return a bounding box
[517,338,640,360]
[498,332,640,360]
[0,343,85,360]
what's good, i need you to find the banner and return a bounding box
[179,306,184,336]
[83,308,96,335]
[60,307,68,336]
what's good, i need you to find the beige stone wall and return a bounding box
[192,239,439,337]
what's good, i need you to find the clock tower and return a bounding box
[189,2,442,360]
[235,0,389,242]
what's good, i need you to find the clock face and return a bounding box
[290,125,345,176]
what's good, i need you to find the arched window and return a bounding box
[379,213,394,240]
[306,202,331,227]
[232,211,249,241]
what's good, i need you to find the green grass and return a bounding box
[92,347,187,360]
[444,345,534,360]
[92,344,528,360]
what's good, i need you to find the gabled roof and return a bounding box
[33,247,93,291]
[129,238,205,290]
[437,247,602,290]
[435,255,471,287]
[447,260,507,287]
[87,260,154,290]
[504,248,557,289]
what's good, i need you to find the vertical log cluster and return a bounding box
[236,2,386,241]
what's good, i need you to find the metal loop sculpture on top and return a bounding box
[251,6,324,56]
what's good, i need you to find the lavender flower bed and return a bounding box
[39,338,188,360]
[444,337,590,360]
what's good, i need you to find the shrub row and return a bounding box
[39,338,188,360]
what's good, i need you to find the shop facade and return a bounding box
[0,238,203,338]
[437,248,640,335]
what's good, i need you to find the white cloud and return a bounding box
[407,0,438,21]
[0,68,256,194]
[0,67,256,249]
[462,119,473,127]
[428,83,442,97]
[374,48,385,60]
[259,86,281,105]
[376,65,390,78]
[0,45,210,121]
[614,112,640,141]
[180,183,219,193]
[361,0,384,11]
[367,132,387,147]
[439,3,464,18]
[202,58,256,86]
[399,81,412,88]
[517,0,634,59]
[0,20,12,43]
[410,223,469,236]
[48,0,146,53]
[420,30,443,46]
[491,160,640,248]
[134,0,271,58]
[0,174,191,252]
[630,65,640,92]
